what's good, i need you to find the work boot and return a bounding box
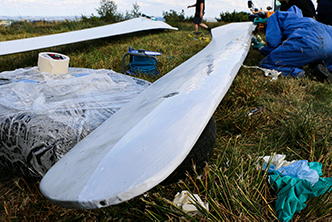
[297,71,305,78]
[312,64,332,83]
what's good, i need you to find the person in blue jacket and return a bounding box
[254,6,332,81]
[316,0,332,25]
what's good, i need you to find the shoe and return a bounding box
[326,75,332,84]
[297,71,305,78]
[207,27,212,35]
[312,64,332,83]
[193,31,202,35]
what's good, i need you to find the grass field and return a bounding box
[0,19,332,221]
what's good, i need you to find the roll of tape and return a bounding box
[38,52,70,74]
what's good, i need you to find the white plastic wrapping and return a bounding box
[0,67,150,177]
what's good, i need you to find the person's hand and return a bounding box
[253,42,264,50]
[252,36,264,50]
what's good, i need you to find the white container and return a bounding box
[38,52,70,74]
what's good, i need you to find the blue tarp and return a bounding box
[259,6,332,77]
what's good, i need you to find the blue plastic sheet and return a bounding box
[258,6,332,77]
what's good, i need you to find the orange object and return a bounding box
[267,11,274,18]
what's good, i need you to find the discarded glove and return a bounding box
[260,155,332,222]
[259,154,296,170]
[265,160,320,186]
[270,168,332,222]
[172,190,209,216]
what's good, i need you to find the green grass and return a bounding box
[1,20,332,221]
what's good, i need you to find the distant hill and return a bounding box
[0,15,79,22]
[205,17,218,22]
[0,15,217,24]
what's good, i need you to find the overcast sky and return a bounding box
[1,0,287,18]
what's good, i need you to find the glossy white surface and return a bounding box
[0,18,177,56]
[40,22,255,209]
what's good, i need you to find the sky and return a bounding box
[0,0,283,19]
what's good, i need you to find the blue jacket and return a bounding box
[259,6,332,77]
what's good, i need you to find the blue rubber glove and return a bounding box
[251,36,258,44]
[253,42,263,50]
[252,36,264,50]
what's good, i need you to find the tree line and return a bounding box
[91,0,250,24]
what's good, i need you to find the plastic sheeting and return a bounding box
[258,6,332,77]
[0,67,150,177]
